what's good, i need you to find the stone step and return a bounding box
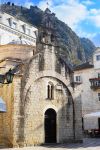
[0,144,7,148]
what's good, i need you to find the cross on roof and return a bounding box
[46,0,49,8]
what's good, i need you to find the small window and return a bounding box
[47,82,54,100]
[12,22,17,29]
[96,55,100,61]
[22,25,26,33]
[98,93,100,101]
[26,28,30,35]
[76,76,81,82]
[8,18,12,27]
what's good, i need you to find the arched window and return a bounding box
[47,85,50,99]
[47,82,54,99]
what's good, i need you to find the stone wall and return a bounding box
[0,76,22,147]
[0,83,14,147]
[23,77,74,145]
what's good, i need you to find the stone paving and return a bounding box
[1,138,100,150]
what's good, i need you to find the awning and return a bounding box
[83,112,100,130]
[0,97,7,113]
[84,112,100,118]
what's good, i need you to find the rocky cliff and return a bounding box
[80,38,96,61]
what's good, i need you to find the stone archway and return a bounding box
[44,108,56,143]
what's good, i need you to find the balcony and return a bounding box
[89,78,100,90]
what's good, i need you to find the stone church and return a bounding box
[0,8,82,147]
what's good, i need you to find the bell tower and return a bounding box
[36,8,57,52]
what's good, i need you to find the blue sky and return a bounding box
[1,0,100,46]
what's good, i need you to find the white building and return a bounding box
[74,48,100,130]
[0,12,38,46]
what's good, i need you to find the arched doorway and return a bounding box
[45,108,56,143]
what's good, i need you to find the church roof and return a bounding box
[74,62,94,71]
[84,112,100,118]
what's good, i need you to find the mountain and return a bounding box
[92,33,100,47]
[1,3,96,65]
[80,38,96,61]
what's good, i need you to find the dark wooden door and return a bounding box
[45,109,56,143]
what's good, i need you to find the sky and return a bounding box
[1,0,100,46]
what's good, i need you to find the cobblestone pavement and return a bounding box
[1,138,100,150]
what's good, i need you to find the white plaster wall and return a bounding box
[0,12,38,46]
[93,48,100,69]
[74,68,100,116]
[74,48,100,130]
[0,28,19,44]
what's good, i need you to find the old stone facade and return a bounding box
[0,9,83,147]
[9,45,82,147]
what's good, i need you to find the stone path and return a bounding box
[1,138,100,150]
